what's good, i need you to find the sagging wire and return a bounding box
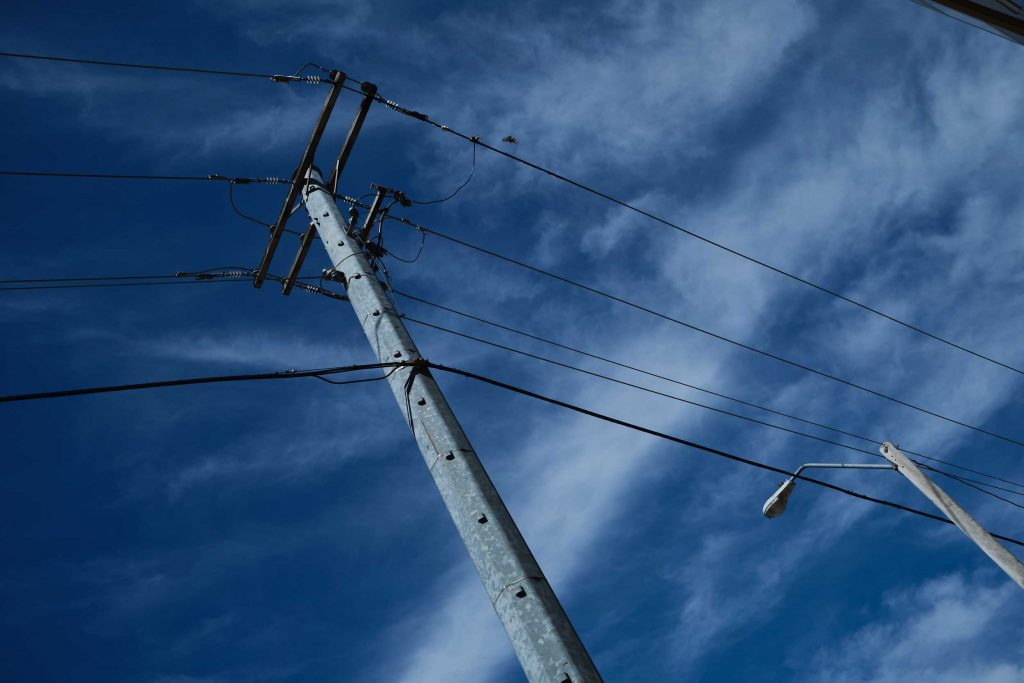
[314,364,403,386]
[224,178,303,236]
[290,62,333,78]
[408,137,478,206]
[385,229,427,263]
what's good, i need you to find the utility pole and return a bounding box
[880,442,1024,589]
[918,0,1024,42]
[302,169,603,682]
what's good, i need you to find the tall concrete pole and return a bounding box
[302,170,603,682]
[880,442,1024,589]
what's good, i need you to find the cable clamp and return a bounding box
[392,190,412,207]
[322,268,348,288]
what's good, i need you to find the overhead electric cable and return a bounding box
[393,290,1024,493]
[0,280,247,292]
[2,356,1019,544]
[1,170,211,181]
[0,51,332,83]
[385,215,1024,449]
[0,170,289,183]
[0,361,407,403]
[0,274,187,284]
[370,91,1024,377]
[45,267,1000,496]
[408,140,477,205]
[427,362,1024,548]
[9,53,1021,372]
[404,313,1024,506]
[0,270,327,294]
[920,464,1024,511]
[406,314,882,458]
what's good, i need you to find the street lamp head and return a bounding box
[762,478,796,519]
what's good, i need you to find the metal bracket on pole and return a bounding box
[253,70,346,289]
[281,221,319,295]
[327,81,377,196]
[880,442,1024,589]
[357,186,387,244]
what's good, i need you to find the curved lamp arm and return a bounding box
[762,462,895,519]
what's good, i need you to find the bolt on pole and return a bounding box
[880,442,1024,589]
[302,170,603,682]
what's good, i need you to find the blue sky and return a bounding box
[2,1,1024,681]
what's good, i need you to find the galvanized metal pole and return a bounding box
[880,442,1024,589]
[302,170,603,682]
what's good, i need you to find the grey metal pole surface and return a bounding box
[302,170,603,682]
[880,442,1024,589]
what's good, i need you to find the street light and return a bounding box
[761,446,1024,590]
[762,462,896,519]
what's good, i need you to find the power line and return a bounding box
[371,90,1024,378]
[9,51,1020,373]
[1,170,212,181]
[406,314,884,459]
[403,312,1024,506]
[0,170,289,183]
[0,51,331,84]
[428,362,1024,548]
[0,274,187,284]
[920,464,1024,511]
[2,354,1019,545]
[384,214,1024,450]
[19,268,1014,498]
[0,270,334,296]
[0,279,248,292]
[0,361,408,403]
[394,290,1024,494]
[408,139,478,206]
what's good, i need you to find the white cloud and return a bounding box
[802,571,1024,683]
